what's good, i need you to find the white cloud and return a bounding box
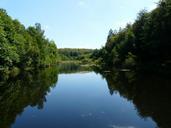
[78,1,85,6]
[78,0,86,7]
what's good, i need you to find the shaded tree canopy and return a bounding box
[0,9,58,72]
[92,0,171,73]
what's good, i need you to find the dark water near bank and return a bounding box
[0,64,170,128]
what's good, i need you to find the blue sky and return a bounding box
[0,0,158,48]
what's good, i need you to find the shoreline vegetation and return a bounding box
[0,0,171,77]
[91,0,171,74]
[0,9,58,74]
[57,48,96,67]
[0,1,170,128]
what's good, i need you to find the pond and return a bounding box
[0,64,170,128]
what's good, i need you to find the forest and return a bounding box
[0,8,94,74]
[0,0,171,127]
[0,9,58,73]
[0,0,171,74]
[92,0,171,73]
[58,48,94,64]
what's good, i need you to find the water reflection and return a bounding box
[0,64,170,128]
[0,64,92,128]
[0,67,59,128]
[58,62,92,74]
[96,69,171,128]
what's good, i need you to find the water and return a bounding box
[0,65,170,128]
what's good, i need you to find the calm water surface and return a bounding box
[0,65,170,128]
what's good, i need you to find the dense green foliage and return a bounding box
[92,0,171,72]
[58,48,94,64]
[0,9,58,72]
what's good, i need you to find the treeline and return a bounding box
[0,9,58,72]
[92,0,171,72]
[58,48,94,63]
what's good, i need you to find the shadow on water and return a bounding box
[0,64,92,128]
[58,62,93,74]
[0,67,59,128]
[94,68,171,128]
[0,64,171,128]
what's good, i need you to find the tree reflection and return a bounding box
[58,62,93,74]
[0,67,59,128]
[0,64,92,128]
[98,69,171,128]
